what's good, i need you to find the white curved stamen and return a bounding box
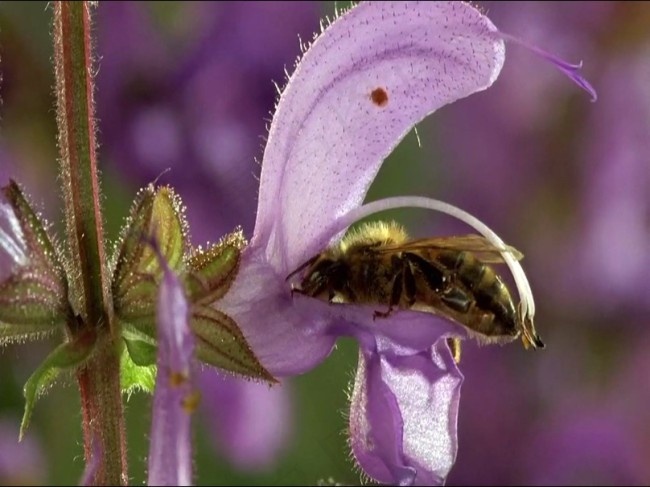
[326,196,535,325]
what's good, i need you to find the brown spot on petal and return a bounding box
[182,390,201,414]
[169,371,188,387]
[370,87,388,107]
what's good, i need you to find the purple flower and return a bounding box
[571,47,650,310]
[214,3,544,484]
[78,434,101,487]
[148,248,196,486]
[0,418,46,485]
[95,1,321,241]
[0,191,28,283]
[199,370,293,471]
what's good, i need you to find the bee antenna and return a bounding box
[285,254,319,281]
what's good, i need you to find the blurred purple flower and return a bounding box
[96,1,321,241]
[524,405,649,485]
[521,326,650,485]
[148,250,195,486]
[216,3,515,484]
[0,418,45,485]
[437,1,607,224]
[434,4,650,485]
[572,47,650,310]
[200,371,293,471]
[78,434,101,487]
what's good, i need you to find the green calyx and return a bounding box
[186,229,244,305]
[191,305,277,383]
[3,179,276,433]
[0,181,69,344]
[112,184,188,330]
[113,185,275,391]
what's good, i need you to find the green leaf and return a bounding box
[187,229,245,305]
[120,341,156,396]
[122,334,157,367]
[20,330,96,439]
[191,305,276,383]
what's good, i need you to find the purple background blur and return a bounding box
[0,2,649,485]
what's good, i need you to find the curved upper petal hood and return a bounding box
[253,1,505,272]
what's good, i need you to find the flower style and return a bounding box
[213,2,517,484]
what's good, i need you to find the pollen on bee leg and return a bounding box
[446,337,462,363]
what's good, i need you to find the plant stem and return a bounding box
[53,2,127,484]
[77,340,128,485]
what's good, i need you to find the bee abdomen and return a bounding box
[404,252,446,291]
[455,252,487,291]
[473,271,517,335]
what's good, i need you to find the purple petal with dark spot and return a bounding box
[252,2,505,270]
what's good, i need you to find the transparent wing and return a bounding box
[375,235,523,263]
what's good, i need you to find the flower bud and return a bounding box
[112,184,188,336]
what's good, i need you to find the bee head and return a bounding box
[286,253,347,300]
[302,256,348,298]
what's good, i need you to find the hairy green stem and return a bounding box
[53,2,127,484]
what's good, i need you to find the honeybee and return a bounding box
[287,221,544,361]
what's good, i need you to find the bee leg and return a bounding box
[290,279,325,299]
[373,270,403,320]
[404,252,446,292]
[403,260,417,308]
[290,285,307,298]
[328,287,337,302]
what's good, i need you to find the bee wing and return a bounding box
[376,235,524,263]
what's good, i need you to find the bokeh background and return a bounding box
[1,1,649,485]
